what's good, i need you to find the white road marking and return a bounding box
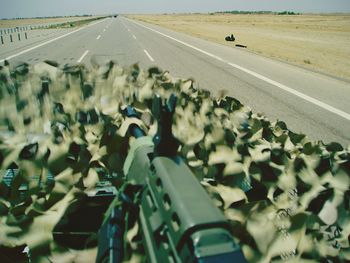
[96,35,101,40]
[129,20,224,61]
[0,18,107,63]
[144,49,155,62]
[227,62,350,121]
[77,50,89,63]
[128,19,350,121]
[132,35,137,40]
[119,20,131,32]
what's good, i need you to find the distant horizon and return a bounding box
[2,10,350,20]
[1,0,350,20]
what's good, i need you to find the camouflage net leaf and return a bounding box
[0,60,349,262]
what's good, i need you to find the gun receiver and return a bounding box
[97,94,246,263]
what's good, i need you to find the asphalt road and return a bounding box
[1,17,350,146]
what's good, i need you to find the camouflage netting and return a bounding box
[0,61,349,262]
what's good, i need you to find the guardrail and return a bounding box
[0,25,36,45]
[0,17,107,45]
[0,32,28,44]
[0,23,67,45]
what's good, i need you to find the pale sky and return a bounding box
[1,0,350,19]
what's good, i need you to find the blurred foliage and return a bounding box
[0,60,349,262]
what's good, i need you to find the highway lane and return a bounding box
[0,18,154,68]
[1,16,349,146]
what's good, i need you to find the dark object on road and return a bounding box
[225,34,235,41]
[236,44,247,48]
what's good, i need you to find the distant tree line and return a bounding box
[276,11,299,15]
[1,14,93,20]
[215,10,300,15]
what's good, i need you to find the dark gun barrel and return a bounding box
[123,105,146,138]
[97,94,247,263]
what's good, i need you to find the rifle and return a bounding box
[96,94,247,263]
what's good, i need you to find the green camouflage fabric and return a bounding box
[0,61,349,262]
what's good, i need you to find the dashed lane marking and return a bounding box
[77,50,89,63]
[144,49,154,62]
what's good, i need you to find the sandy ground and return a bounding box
[0,16,101,28]
[128,14,350,81]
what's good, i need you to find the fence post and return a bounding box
[10,35,13,42]
[25,32,28,39]
[18,33,21,41]
[1,35,4,45]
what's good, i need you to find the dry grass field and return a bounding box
[129,14,350,81]
[0,16,100,28]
